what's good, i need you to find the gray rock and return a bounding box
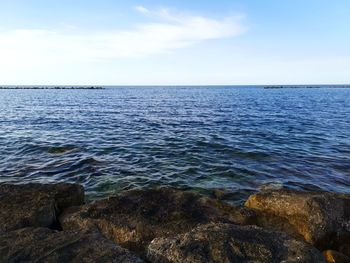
[60,187,256,256]
[0,183,84,232]
[147,223,326,263]
[0,227,143,263]
[245,189,350,250]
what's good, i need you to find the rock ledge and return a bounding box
[1,183,349,262]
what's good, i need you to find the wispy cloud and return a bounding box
[0,6,246,68]
[134,5,150,15]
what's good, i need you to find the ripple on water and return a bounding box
[1,86,350,203]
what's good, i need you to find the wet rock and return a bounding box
[323,250,350,263]
[60,187,256,256]
[0,183,84,232]
[0,227,143,263]
[245,189,350,250]
[147,223,326,263]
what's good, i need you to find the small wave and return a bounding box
[194,140,274,161]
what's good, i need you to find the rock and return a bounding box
[0,227,143,263]
[147,223,326,263]
[323,250,350,263]
[245,189,350,249]
[60,187,256,256]
[50,183,85,210]
[339,244,350,258]
[0,183,84,232]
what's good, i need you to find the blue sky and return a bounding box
[0,0,349,85]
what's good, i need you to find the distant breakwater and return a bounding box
[0,86,104,90]
[264,85,350,89]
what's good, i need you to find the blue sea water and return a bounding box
[0,86,349,202]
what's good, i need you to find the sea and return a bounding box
[1,86,349,203]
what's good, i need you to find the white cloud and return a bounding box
[0,7,246,71]
[134,5,150,15]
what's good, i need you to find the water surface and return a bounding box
[1,86,349,202]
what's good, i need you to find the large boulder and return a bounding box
[147,223,326,263]
[245,189,350,249]
[0,183,84,232]
[60,187,256,256]
[0,227,143,263]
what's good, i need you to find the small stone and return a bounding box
[323,250,350,263]
[0,183,84,232]
[147,223,326,263]
[0,227,143,262]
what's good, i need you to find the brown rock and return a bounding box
[147,223,326,263]
[323,250,350,263]
[245,189,350,249]
[60,187,256,256]
[0,227,143,263]
[0,183,84,232]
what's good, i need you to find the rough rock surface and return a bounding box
[60,187,256,255]
[245,189,350,249]
[147,223,326,263]
[0,227,143,263]
[339,244,350,258]
[0,183,84,232]
[323,250,350,263]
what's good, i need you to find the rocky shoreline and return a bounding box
[0,183,349,262]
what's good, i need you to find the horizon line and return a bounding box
[1,84,350,87]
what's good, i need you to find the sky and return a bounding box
[0,0,349,85]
